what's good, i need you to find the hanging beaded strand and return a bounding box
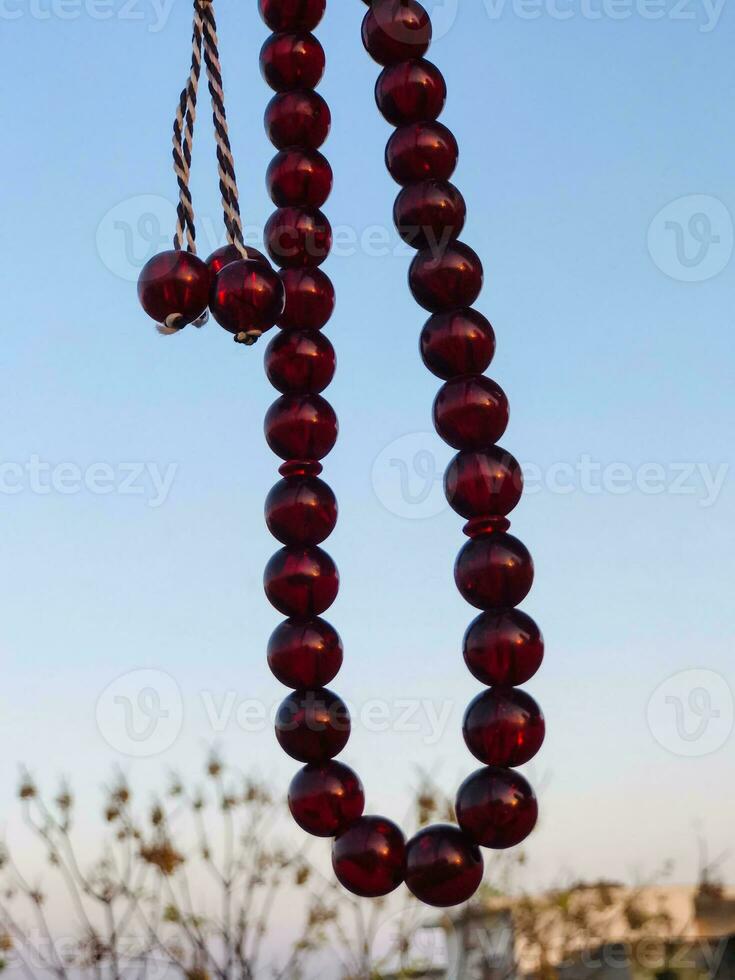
[261,0,545,908]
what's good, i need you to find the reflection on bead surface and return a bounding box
[260,32,325,92]
[420,309,495,380]
[206,244,269,278]
[289,761,365,837]
[278,268,335,330]
[394,180,465,249]
[456,766,538,848]
[445,447,523,519]
[264,546,339,617]
[386,121,458,185]
[405,824,484,907]
[455,532,534,610]
[268,616,343,688]
[267,148,333,208]
[361,0,432,66]
[265,90,331,149]
[259,0,325,31]
[409,241,483,313]
[433,376,509,451]
[463,609,544,687]
[265,329,335,394]
[376,60,446,126]
[275,688,350,763]
[210,259,285,335]
[265,207,332,268]
[265,475,337,545]
[264,393,338,460]
[332,816,406,898]
[463,688,545,767]
[137,250,210,327]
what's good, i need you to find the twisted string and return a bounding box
[172,3,204,252]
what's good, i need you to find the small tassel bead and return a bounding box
[137,250,210,328]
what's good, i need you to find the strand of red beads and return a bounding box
[260,0,545,909]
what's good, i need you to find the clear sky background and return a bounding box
[1,0,734,948]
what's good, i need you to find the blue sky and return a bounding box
[1,0,734,931]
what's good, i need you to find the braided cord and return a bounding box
[172,3,204,251]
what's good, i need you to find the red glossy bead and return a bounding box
[264,393,338,460]
[420,309,495,381]
[409,241,483,313]
[456,766,538,849]
[260,32,325,92]
[267,148,333,208]
[268,616,343,688]
[278,268,335,330]
[264,545,339,616]
[463,609,544,687]
[376,60,446,126]
[361,0,431,66]
[405,825,484,908]
[433,376,509,451]
[455,532,534,610]
[209,259,285,335]
[332,816,406,898]
[289,761,365,837]
[265,90,331,149]
[265,207,332,269]
[463,688,545,767]
[275,688,350,763]
[265,329,335,394]
[265,475,337,545]
[137,250,210,328]
[386,122,459,185]
[259,0,325,31]
[205,244,269,278]
[445,447,523,519]
[393,180,465,251]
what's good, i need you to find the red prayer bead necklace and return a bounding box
[138,0,545,909]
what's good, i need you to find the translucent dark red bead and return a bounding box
[405,824,484,907]
[376,60,446,126]
[456,766,538,849]
[420,309,495,380]
[445,447,523,519]
[260,32,325,92]
[463,688,545,767]
[268,616,343,688]
[265,90,331,149]
[386,121,458,185]
[433,376,509,451]
[463,609,544,688]
[265,475,337,545]
[206,244,269,278]
[137,250,210,328]
[209,259,285,335]
[265,329,335,394]
[267,148,333,208]
[275,688,350,763]
[393,179,465,250]
[278,268,335,330]
[454,531,534,610]
[264,545,339,616]
[332,816,406,898]
[361,0,432,66]
[265,207,332,269]
[409,241,483,313]
[264,393,338,460]
[259,0,325,31]
[289,761,365,837]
